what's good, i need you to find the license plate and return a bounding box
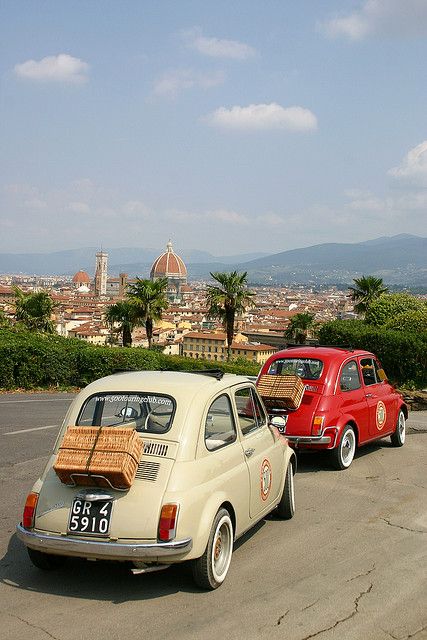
[68,498,113,536]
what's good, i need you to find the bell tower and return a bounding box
[94,251,108,297]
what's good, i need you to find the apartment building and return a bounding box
[182,331,276,364]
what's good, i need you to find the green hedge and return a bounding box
[318,320,427,388]
[0,329,260,390]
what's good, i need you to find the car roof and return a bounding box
[269,346,374,361]
[80,370,253,399]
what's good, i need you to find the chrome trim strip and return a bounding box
[16,524,192,560]
[286,435,332,445]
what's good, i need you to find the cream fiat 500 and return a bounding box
[17,370,296,590]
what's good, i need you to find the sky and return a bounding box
[1,0,427,256]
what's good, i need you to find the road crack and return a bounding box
[346,563,376,582]
[299,583,373,640]
[381,518,426,534]
[302,598,321,611]
[6,613,61,640]
[276,610,290,625]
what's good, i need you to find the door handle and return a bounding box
[245,448,255,458]
[365,393,377,398]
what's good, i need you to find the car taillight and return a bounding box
[23,492,39,529]
[312,416,325,436]
[158,504,179,542]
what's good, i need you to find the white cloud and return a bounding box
[388,140,427,186]
[14,54,89,83]
[204,103,317,132]
[207,209,249,224]
[319,0,427,40]
[68,202,91,214]
[152,68,224,98]
[183,27,256,60]
[255,213,284,226]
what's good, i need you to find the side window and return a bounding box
[340,360,361,391]
[360,357,378,386]
[235,387,266,436]
[204,394,237,452]
[374,359,387,382]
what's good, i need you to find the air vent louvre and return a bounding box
[135,460,160,482]
[143,441,169,457]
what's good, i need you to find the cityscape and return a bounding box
[0,240,358,364]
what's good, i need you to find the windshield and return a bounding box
[77,392,175,434]
[267,357,323,381]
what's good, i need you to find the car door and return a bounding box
[337,359,371,443]
[233,386,283,519]
[358,356,396,438]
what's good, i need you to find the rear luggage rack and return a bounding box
[185,369,224,380]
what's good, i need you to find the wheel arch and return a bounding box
[336,417,359,446]
[399,403,409,420]
[188,492,237,559]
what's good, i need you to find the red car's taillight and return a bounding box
[158,504,178,542]
[312,416,325,436]
[23,492,39,529]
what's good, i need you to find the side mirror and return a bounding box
[269,416,287,433]
[116,407,139,419]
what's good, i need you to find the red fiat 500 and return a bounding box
[257,346,408,469]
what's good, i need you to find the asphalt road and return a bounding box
[0,394,426,640]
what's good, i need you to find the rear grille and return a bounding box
[135,460,160,482]
[143,441,169,457]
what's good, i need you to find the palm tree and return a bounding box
[348,276,388,315]
[105,300,138,347]
[13,287,57,333]
[126,278,169,349]
[206,271,255,361]
[285,312,315,344]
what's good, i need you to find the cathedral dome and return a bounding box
[72,270,91,285]
[150,241,187,280]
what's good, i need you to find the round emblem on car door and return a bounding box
[376,401,387,430]
[260,459,272,501]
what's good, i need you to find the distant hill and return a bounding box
[0,246,267,276]
[235,234,427,287]
[0,235,425,287]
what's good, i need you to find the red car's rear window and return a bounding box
[267,358,324,381]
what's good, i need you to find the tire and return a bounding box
[27,547,66,570]
[330,425,356,470]
[276,463,295,519]
[192,508,233,590]
[390,410,406,447]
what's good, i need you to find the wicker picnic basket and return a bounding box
[257,374,305,410]
[53,426,143,490]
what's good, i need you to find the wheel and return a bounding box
[276,463,295,519]
[27,547,66,570]
[330,425,356,470]
[390,410,406,447]
[192,508,233,590]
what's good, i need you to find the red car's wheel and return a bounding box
[390,410,406,447]
[330,425,356,470]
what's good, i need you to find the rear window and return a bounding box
[267,357,323,381]
[77,392,175,434]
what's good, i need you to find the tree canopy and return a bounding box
[365,292,427,327]
[206,271,255,361]
[285,312,316,344]
[105,300,139,347]
[13,287,57,333]
[126,277,169,348]
[348,276,388,315]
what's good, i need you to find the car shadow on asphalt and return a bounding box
[0,522,267,601]
[295,438,393,474]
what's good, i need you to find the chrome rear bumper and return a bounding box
[286,427,338,448]
[16,524,192,561]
